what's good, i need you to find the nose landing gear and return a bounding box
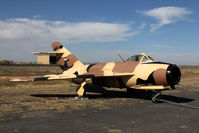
[151,91,161,103]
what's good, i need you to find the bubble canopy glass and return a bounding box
[127,54,154,63]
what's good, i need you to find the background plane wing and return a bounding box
[33,52,63,55]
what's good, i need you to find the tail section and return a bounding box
[52,42,83,69]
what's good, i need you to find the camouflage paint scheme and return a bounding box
[12,42,181,99]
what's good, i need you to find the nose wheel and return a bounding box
[151,91,161,103]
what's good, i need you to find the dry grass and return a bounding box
[0,79,124,122]
[180,65,199,78]
[0,65,124,121]
[0,65,62,76]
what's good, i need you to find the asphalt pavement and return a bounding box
[0,85,199,133]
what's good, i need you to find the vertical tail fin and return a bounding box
[52,41,83,69]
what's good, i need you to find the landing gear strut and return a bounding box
[75,81,88,100]
[75,79,92,100]
[151,91,161,103]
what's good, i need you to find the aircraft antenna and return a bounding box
[117,53,126,63]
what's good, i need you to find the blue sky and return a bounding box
[0,0,199,65]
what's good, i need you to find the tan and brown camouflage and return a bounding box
[12,42,181,101]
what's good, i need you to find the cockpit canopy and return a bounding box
[127,53,154,63]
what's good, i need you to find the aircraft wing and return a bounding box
[78,72,134,78]
[11,72,134,82]
[11,74,76,82]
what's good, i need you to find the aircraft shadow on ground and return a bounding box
[31,87,194,103]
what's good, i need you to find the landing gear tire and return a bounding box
[75,96,88,100]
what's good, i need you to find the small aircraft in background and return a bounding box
[12,42,181,102]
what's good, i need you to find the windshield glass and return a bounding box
[141,56,151,63]
[127,54,155,62]
[127,55,144,62]
[148,56,154,61]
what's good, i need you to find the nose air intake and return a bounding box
[166,65,181,86]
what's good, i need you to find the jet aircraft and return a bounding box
[12,42,181,102]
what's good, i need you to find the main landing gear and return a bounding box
[75,81,89,100]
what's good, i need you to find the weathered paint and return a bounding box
[153,69,167,85]
[51,42,83,68]
[87,63,106,75]
[113,61,139,73]
[12,41,181,97]
[124,63,169,87]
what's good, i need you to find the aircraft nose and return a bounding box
[166,64,181,86]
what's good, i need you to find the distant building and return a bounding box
[36,54,57,65]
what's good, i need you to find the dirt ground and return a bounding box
[0,65,199,133]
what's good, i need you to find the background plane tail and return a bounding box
[52,41,83,70]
